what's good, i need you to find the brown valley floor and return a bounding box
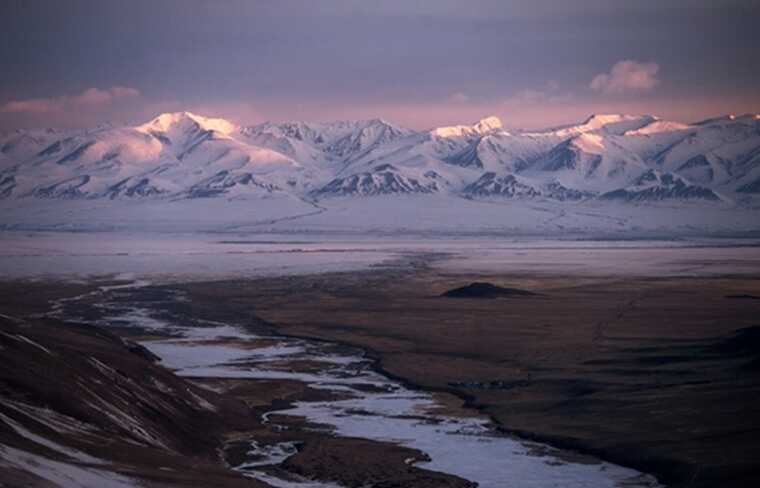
[1,261,759,487]
[171,265,760,488]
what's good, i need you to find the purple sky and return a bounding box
[1,0,759,131]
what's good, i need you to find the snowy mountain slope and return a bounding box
[655,116,760,194]
[600,169,722,203]
[524,133,649,193]
[462,172,594,201]
[463,173,540,199]
[312,112,759,202]
[0,128,75,165]
[310,117,505,197]
[312,163,441,197]
[0,112,314,200]
[240,118,415,171]
[623,120,693,136]
[526,114,657,138]
[471,132,559,173]
[604,114,760,193]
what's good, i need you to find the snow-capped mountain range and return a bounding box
[1,111,759,235]
[2,111,759,205]
[0,112,760,207]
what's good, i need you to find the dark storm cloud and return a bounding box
[1,0,758,130]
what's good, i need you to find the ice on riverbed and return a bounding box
[233,439,346,488]
[234,439,345,488]
[282,394,659,488]
[143,331,660,487]
[237,441,300,469]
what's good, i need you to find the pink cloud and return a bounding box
[1,86,141,113]
[109,86,140,98]
[72,88,114,105]
[590,60,660,94]
[0,98,64,113]
[503,81,572,105]
[448,91,471,103]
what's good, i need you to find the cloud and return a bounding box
[590,60,660,94]
[448,91,471,103]
[503,81,571,105]
[108,86,141,98]
[0,98,61,113]
[1,86,141,113]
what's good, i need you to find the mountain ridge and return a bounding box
[1,111,759,208]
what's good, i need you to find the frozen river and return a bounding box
[58,281,663,488]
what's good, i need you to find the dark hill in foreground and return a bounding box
[0,314,262,488]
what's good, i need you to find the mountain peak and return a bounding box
[139,112,237,135]
[432,116,503,138]
[366,117,393,126]
[536,114,658,137]
[582,114,654,127]
[474,116,503,132]
[735,113,760,122]
[695,113,760,126]
[624,119,692,136]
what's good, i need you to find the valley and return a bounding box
[1,238,759,487]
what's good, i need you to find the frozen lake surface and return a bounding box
[2,231,760,280]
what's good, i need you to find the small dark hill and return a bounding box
[441,282,537,299]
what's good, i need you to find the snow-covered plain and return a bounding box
[1,193,757,237]
[2,231,759,281]
[0,231,399,280]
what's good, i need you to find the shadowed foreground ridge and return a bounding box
[0,313,262,488]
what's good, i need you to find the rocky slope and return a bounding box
[0,312,262,488]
